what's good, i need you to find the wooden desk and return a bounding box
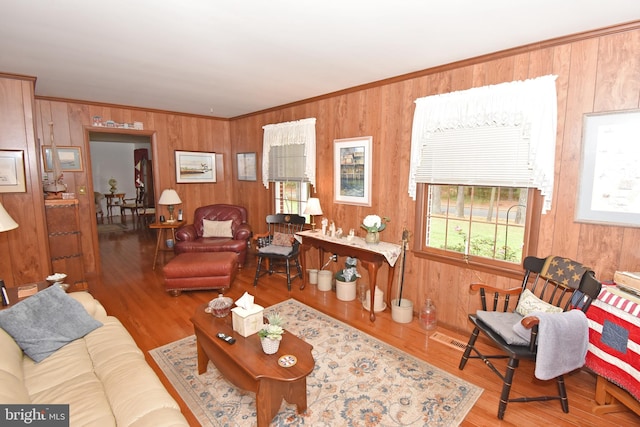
[149,220,185,270]
[297,230,402,322]
[104,193,125,217]
[191,304,314,427]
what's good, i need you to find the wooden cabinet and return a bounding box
[44,199,88,291]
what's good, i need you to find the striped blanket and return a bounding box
[585,285,640,402]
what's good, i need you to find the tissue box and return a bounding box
[231,304,264,337]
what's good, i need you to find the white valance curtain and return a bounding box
[408,75,558,213]
[262,117,317,189]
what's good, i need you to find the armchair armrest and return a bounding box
[470,283,522,312]
[175,224,198,242]
[470,283,522,295]
[234,223,252,242]
[520,316,540,351]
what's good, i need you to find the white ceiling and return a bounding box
[1,1,638,118]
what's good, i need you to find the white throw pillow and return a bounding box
[202,219,233,238]
[515,289,563,316]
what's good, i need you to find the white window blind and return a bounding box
[408,75,557,213]
[268,144,306,181]
[262,118,316,189]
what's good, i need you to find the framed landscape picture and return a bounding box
[42,146,83,172]
[333,136,372,206]
[175,150,217,183]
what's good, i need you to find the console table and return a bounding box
[104,193,125,217]
[297,230,401,322]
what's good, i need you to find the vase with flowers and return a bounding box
[361,215,390,244]
[258,312,285,354]
[335,257,361,301]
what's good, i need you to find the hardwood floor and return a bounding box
[92,219,639,427]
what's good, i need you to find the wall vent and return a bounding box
[429,331,467,352]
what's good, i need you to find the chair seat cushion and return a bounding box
[475,310,530,346]
[258,245,293,256]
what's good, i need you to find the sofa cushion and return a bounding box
[202,219,233,238]
[0,286,102,362]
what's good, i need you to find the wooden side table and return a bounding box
[104,193,125,217]
[149,221,185,270]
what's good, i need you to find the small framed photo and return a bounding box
[0,150,26,193]
[236,152,257,181]
[334,136,372,206]
[42,146,83,172]
[576,109,640,227]
[175,150,217,183]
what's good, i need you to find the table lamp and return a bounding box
[158,189,182,223]
[303,197,323,232]
[0,202,18,305]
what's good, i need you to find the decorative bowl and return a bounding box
[205,294,233,318]
[46,273,67,285]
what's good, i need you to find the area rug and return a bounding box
[150,299,483,426]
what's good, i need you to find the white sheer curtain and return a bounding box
[408,75,558,213]
[262,118,317,189]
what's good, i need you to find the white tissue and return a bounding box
[235,292,255,310]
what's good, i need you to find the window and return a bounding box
[274,181,311,217]
[262,118,316,221]
[416,184,540,274]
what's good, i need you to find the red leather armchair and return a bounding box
[174,204,252,267]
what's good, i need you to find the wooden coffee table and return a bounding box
[191,304,315,427]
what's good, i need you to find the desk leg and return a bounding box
[361,259,382,322]
[152,229,163,270]
[299,243,309,290]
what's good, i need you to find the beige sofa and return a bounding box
[0,291,188,427]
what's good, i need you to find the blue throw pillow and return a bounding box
[0,285,102,362]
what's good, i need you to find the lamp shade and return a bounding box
[304,197,323,215]
[0,202,19,232]
[158,189,182,205]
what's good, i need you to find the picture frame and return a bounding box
[334,136,372,206]
[0,150,26,193]
[236,152,257,181]
[42,146,83,172]
[175,150,217,183]
[576,109,640,227]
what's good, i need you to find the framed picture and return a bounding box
[236,152,257,181]
[0,150,26,193]
[42,146,83,172]
[175,150,217,183]
[334,136,372,206]
[576,109,640,227]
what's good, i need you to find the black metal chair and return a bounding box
[253,214,305,291]
[458,255,602,419]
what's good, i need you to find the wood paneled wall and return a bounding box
[0,75,50,286]
[1,23,638,334]
[228,23,640,333]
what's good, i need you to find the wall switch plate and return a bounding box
[78,186,87,195]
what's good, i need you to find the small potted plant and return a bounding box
[361,215,390,244]
[334,257,361,301]
[258,312,285,354]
